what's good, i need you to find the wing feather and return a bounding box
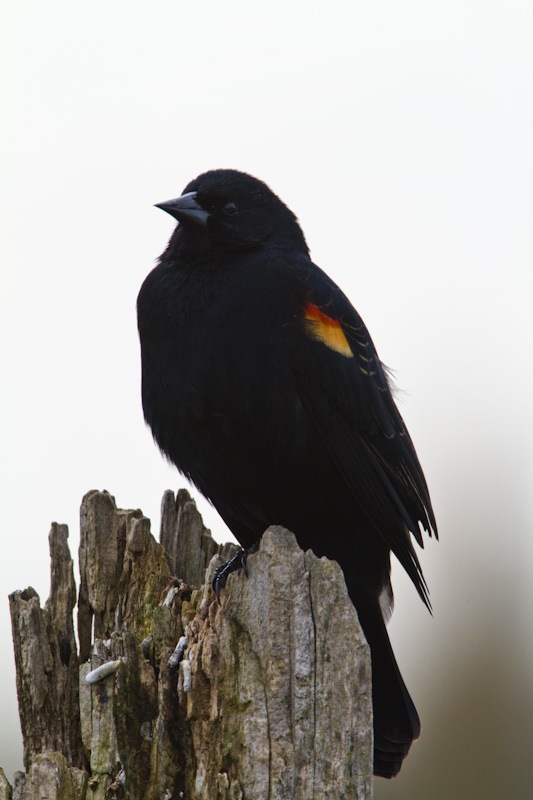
[289,262,437,606]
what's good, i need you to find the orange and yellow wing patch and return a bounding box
[303,302,354,358]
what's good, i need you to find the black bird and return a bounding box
[137,169,437,778]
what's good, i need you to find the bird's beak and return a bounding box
[154,191,209,226]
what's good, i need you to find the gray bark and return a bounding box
[5,489,373,799]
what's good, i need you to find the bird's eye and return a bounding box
[222,201,239,217]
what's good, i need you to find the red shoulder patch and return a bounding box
[302,302,354,358]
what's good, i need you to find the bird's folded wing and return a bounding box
[288,264,437,606]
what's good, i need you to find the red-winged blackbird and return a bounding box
[137,169,437,778]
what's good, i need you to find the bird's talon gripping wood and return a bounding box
[137,169,438,779]
[212,548,255,602]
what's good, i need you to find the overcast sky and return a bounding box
[1,2,532,797]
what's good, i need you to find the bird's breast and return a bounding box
[139,264,307,467]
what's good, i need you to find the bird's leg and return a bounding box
[212,540,260,603]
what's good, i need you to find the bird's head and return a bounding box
[156,169,308,258]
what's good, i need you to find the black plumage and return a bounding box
[137,169,437,778]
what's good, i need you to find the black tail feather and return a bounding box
[354,596,420,778]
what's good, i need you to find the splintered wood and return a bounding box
[7,489,372,799]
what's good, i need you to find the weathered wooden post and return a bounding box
[5,489,373,799]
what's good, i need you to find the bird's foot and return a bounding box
[212,541,260,603]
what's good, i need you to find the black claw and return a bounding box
[212,541,260,602]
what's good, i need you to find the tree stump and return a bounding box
[6,489,373,799]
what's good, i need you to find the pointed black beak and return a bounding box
[155,191,209,226]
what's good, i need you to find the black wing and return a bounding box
[288,260,437,607]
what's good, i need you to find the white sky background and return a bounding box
[1,1,532,796]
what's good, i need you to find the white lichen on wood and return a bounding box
[85,660,122,684]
